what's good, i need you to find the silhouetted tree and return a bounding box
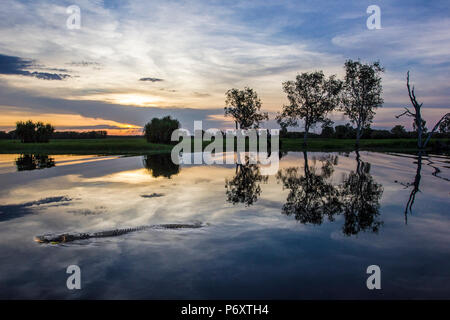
[143,153,179,178]
[143,116,180,144]
[15,121,54,143]
[391,125,407,138]
[370,130,392,139]
[225,87,268,130]
[0,131,11,139]
[52,130,107,139]
[15,154,55,171]
[225,158,268,206]
[320,120,335,138]
[279,121,289,138]
[396,71,450,149]
[335,123,356,139]
[340,60,384,147]
[277,71,342,146]
[276,152,341,224]
[339,151,384,235]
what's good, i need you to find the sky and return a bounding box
[0,0,449,135]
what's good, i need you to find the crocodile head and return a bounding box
[34,234,68,244]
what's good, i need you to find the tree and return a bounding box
[396,71,450,148]
[320,120,335,138]
[340,60,384,147]
[143,116,180,144]
[35,122,55,142]
[0,131,11,139]
[16,120,35,143]
[279,121,289,138]
[335,123,356,139]
[277,71,342,146]
[391,125,407,138]
[224,87,268,130]
[15,120,54,143]
[52,130,107,139]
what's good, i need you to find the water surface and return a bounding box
[0,151,449,299]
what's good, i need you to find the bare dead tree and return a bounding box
[396,71,450,149]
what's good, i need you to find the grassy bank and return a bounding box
[0,138,172,155]
[0,137,448,155]
[280,138,450,153]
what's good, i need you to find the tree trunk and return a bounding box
[303,127,309,147]
[303,151,310,177]
[416,115,423,149]
[355,150,361,174]
[355,125,361,148]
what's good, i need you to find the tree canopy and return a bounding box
[340,60,384,146]
[15,120,54,143]
[277,71,342,145]
[143,116,180,144]
[225,87,268,129]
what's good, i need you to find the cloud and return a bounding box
[54,125,132,130]
[68,61,101,67]
[331,19,450,65]
[0,53,71,80]
[0,53,33,74]
[193,92,211,97]
[0,83,232,132]
[139,77,164,82]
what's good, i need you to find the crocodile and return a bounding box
[34,222,206,244]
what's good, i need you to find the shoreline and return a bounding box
[0,137,448,155]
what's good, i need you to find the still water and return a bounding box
[0,151,449,299]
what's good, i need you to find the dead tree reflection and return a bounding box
[395,152,422,224]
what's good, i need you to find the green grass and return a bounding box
[0,138,173,155]
[280,138,450,153]
[0,137,448,155]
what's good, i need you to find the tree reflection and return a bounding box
[396,152,450,224]
[340,151,384,235]
[276,152,341,224]
[396,152,422,224]
[143,153,179,178]
[225,157,268,206]
[15,154,55,171]
[276,151,383,236]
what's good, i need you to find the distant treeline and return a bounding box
[0,129,108,140]
[51,130,107,139]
